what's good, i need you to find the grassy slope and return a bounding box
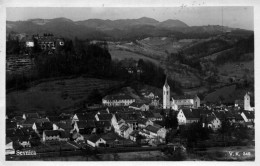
[6,77,122,114]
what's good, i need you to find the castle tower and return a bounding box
[244,92,251,111]
[163,77,171,109]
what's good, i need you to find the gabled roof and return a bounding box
[182,109,200,120]
[85,113,97,121]
[242,111,254,119]
[145,125,160,134]
[153,113,162,118]
[87,135,102,143]
[106,107,126,114]
[56,122,73,130]
[137,117,149,125]
[119,124,129,131]
[86,120,96,128]
[47,116,61,122]
[116,113,139,122]
[103,94,135,101]
[129,102,146,108]
[141,111,154,119]
[235,100,244,105]
[234,114,244,121]
[35,118,50,124]
[99,109,109,114]
[97,114,112,121]
[129,130,139,137]
[76,121,87,129]
[41,122,53,130]
[44,130,60,137]
[213,111,226,120]
[6,121,17,129]
[25,113,40,119]
[173,94,197,100]
[6,137,13,144]
[59,130,70,138]
[22,119,37,125]
[95,120,111,128]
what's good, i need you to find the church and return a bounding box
[163,78,200,110]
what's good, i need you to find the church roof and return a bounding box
[164,77,169,88]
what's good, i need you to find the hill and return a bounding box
[6,17,252,41]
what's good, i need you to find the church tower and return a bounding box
[163,77,170,109]
[244,92,251,111]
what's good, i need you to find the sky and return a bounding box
[6,7,254,30]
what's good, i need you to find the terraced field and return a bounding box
[6,77,123,114]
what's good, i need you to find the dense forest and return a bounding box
[6,37,181,94]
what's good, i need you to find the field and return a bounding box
[6,77,123,115]
[218,60,254,78]
[204,85,236,103]
[109,50,160,65]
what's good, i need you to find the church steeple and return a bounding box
[163,76,170,109]
[164,76,169,88]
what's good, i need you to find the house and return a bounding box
[244,121,254,128]
[171,95,200,110]
[241,111,254,122]
[20,119,37,128]
[86,135,106,147]
[95,121,112,133]
[32,121,53,134]
[129,102,149,111]
[11,116,25,124]
[72,113,96,124]
[74,121,88,134]
[152,113,163,121]
[102,94,135,107]
[42,130,60,142]
[234,114,245,123]
[22,113,40,120]
[144,125,166,140]
[142,92,155,99]
[115,113,139,130]
[150,97,160,107]
[118,123,133,139]
[234,100,243,108]
[6,121,17,130]
[177,109,200,125]
[101,132,134,148]
[206,114,221,131]
[95,113,113,121]
[6,137,15,155]
[137,118,153,129]
[129,130,139,142]
[18,136,31,148]
[53,122,74,133]
[59,130,70,141]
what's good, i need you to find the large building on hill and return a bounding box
[162,78,200,110]
[102,94,135,107]
[33,34,64,50]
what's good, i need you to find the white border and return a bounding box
[0,0,259,166]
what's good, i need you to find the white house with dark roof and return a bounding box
[86,135,106,147]
[102,94,135,106]
[129,102,149,111]
[6,137,15,155]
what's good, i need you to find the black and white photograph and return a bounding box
[1,0,257,162]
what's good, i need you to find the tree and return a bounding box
[87,89,103,104]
